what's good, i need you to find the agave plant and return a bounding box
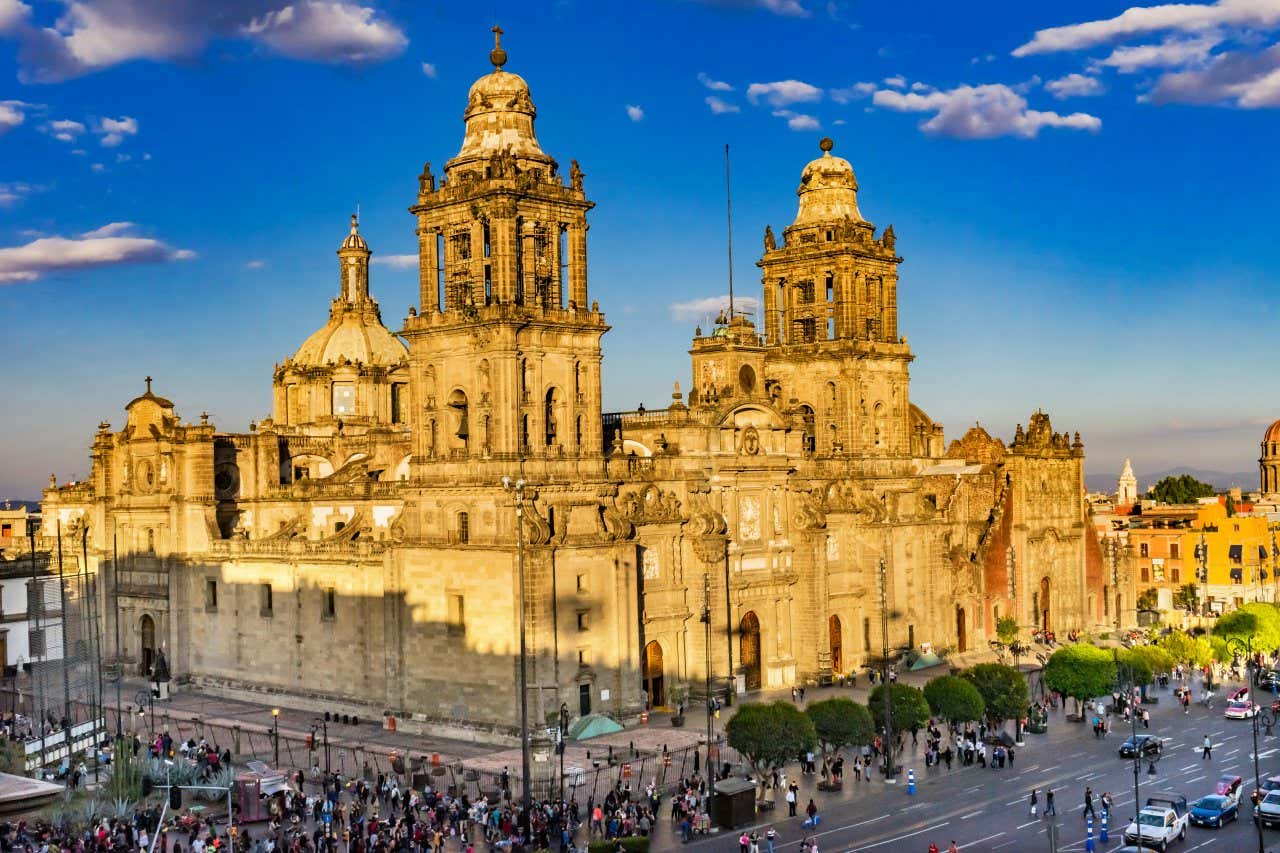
[199,767,235,802]
[109,797,135,820]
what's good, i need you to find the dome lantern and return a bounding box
[793,137,863,227]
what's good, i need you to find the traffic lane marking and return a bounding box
[846,821,950,851]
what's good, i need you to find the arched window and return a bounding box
[545,388,560,446]
[575,414,584,449]
[447,390,469,453]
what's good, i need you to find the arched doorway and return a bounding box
[739,611,761,691]
[956,606,967,653]
[643,641,665,709]
[828,615,843,674]
[139,614,156,676]
[1040,577,1051,632]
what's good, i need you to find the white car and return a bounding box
[1224,700,1260,719]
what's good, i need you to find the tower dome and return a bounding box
[446,27,555,176]
[793,137,863,227]
[1266,419,1280,444]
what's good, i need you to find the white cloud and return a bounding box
[873,83,1102,138]
[81,222,135,238]
[706,95,741,114]
[1046,73,1106,98]
[0,99,28,134]
[669,293,762,322]
[420,61,436,78]
[96,116,138,147]
[0,0,30,32]
[910,81,933,92]
[829,82,876,103]
[0,181,39,208]
[698,72,733,91]
[243,1,408,63]
[746,79,823,107]
[690,0,810,16]
[773,109,820,130]
[1090,34,1222,72]
[1150,42,1280,106]
[245,259,267,269]
[46,118,86,141]
[1013,0,1280,56]
[0,223,194,284]
[6,0,408,83]
[90,163,105,173]
[626,104,645,122]
[883,75,907,89]
[371,254,417,269]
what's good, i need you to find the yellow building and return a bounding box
[1185,503,1279,612]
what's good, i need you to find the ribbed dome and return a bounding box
[340,213,368,251]
[1266,419,1280,444]
[292,310,407,367]
[447,30,554,174]
[794,137,863,226]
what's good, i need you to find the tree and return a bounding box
[923,675,985,727]
[1172,584,1200,612]
[995,616,1019,646]
[805,698,874,755]
[1147,474,1216,505]
[1158,630,1211,667]
[1116,648,1153,687]
[1137,588,1159,611]
[1213,602,1280,652]
[868,683,931,734]
[1128,644,1173,678]
[725,702,816,777]
[1044,645,1117,716]
[961,663,1030,724]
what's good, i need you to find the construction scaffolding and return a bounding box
[4,522,107,772]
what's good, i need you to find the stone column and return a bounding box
[835,269,854,339]
[470,219,486,306]
[763,276,779,346]
[491,206,518,305]
[885,274,900,341]
[417,226,438,313]
[521,222,537,307]
[567,219,588,309]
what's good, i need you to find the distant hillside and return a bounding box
[0,500,40,512]
[1086,467,1257,495]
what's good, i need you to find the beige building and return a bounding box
[40,32,1110,738]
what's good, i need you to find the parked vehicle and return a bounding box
[1124,795,1189,852]
[1119,734,1164,758]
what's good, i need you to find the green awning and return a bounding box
[568,713,624,741]
[908,652,944,671]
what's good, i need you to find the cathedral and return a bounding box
[41,32,1110,737]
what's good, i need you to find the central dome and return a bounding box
[793,137,863,227]
[292,310,407,368]
[1266,418,1280,444]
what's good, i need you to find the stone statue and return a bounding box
[570,159,584,191]
[882,224,896,252]
[418,162,435,194]
[499,146,517,178]
[764,225,776,251]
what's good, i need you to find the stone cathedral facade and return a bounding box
[41,34,1110,737]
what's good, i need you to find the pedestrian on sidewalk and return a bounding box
[1045,789,1056,816]
[1203,735,1212,759]
[804,799,818,828]
[1029,788,1038,817]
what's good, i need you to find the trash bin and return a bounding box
[711,777,757,830]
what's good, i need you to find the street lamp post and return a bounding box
[501,475,532,828]
[701,571,714,769]
[272,708,280,767]
[1226,636,1266,853]
[558,702,568,805]
[878,556,897,781]
[1114,652,1144,838]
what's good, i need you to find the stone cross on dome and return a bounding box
[145,375,152,393]
[490,25,506,69]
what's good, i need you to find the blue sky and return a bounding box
[2,0,1278,499]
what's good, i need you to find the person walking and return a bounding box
[1142,709,1150,729]
[1045,789,1056,816]
[1029,788,1038,817]
[786,783,798,817]
[1203,734,1213,759]
[765,827,777,853]
[1083,787,1096,821]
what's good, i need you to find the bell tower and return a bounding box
[401,29,607,478]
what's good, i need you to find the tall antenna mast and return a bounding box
[725,143,735,320]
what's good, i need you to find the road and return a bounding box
[653,680,1280,852]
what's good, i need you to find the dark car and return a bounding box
[1256,670,1280,689]
[1119,734,1163,758]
